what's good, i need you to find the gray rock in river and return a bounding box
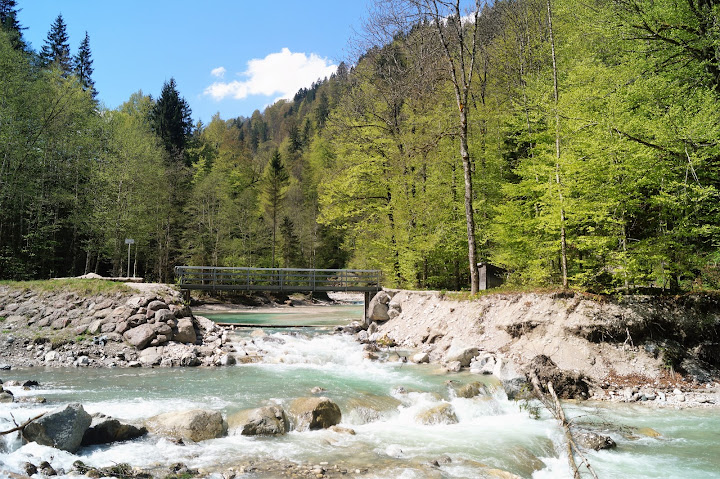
[24,403,92,453]
[456,382,488,399]
[81,413,147,446]
[228,405,289,436]
[288,397,342,431]
[575,431,617,450]
[415,403,458,425]
[146,409,227,442]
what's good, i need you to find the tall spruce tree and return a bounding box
[73,31,96,98]
[0,0,24,50]
[40,14,71,74]
[150,77,193,163]
[261,150,290,268]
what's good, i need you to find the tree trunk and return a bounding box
[459,109,479,293]
[547,0,568,289]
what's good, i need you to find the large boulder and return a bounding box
[228,405,289,436]
[415,403,458,425]
[123,324,156,349]
[456,382,487,399]
[81,414,147,446]
[155,309,175,323]
[0,389,13,403]
[174,318,197,344]
[367,294,390,322]
[146,409,227,442]
[445,343,479,368]
[24,403,92,453]
[575,432,617,451]
[194,316,218,334]
[345,394,402,424]
[146,300,169,312]
[288,397,342,431]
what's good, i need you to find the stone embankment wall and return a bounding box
[0,284,232,368]
[365,289,720,391]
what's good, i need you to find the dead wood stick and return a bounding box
[529,372,598,479]
[547,382,600,479]
[0,412,45,436]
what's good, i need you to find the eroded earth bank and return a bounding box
[365,289,720,406]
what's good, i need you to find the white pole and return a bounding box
[127,242,131,278]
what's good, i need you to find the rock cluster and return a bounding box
[22,404,145,453]
[0,285,233,368]
[365,290,402,324]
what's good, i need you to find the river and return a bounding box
[1,305,719,478]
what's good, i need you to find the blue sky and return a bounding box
[17,1,371,123]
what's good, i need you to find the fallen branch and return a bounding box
[0,412,45,436]
[529,373,599,479]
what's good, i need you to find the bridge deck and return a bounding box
[175,266,382,293]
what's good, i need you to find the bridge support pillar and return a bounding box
[364,291,378,326]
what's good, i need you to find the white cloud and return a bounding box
[204,48,337,102]
[211,66,227,78]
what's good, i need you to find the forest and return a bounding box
[1,0,719,293]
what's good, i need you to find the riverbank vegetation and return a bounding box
[1,0,719,294]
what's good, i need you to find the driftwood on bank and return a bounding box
[529,373,599,479]
[0,412,45,436]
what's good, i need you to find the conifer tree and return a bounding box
[40,14,72,74]
[261,150,290,268]
[150,77,193,163]
[74,31,96,98]
[0,0,24,50]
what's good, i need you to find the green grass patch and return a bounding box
[0,316,5,322]
[444,284,570,301]
[0,278,132,296]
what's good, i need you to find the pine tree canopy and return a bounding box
[74,31,96,98]
[40,13,71,73]
[0,0,24,50]
[150,77,193,162]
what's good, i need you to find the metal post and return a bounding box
[124,238,135,278]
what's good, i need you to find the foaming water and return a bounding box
[2,306,719,478]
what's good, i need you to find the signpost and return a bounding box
[125,238,135,278]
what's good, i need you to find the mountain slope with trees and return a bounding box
[1,0,719,293]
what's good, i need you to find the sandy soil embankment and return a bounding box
[372,290,720,407]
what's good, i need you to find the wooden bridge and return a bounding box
[175,266,382,322]
[175,266,382,293]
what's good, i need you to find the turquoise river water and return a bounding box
[1,305,719,478]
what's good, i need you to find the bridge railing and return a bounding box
[174,266,382,292]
